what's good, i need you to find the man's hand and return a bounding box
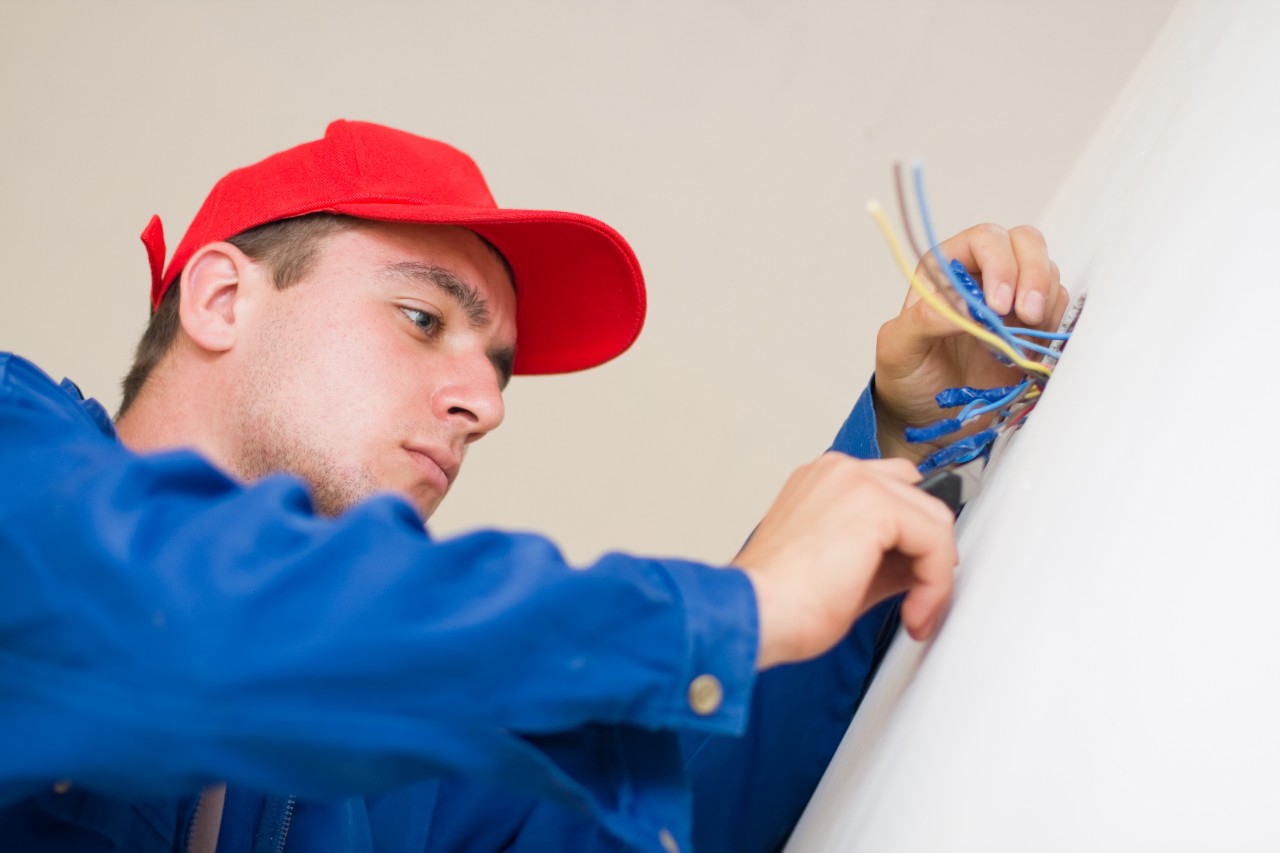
[875,224,1069,464]
[734,454,957,669]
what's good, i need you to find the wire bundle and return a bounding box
[867,163,1070,473]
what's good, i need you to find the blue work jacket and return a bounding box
[0,352,899,851]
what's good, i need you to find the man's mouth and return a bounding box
[404,445,459,494]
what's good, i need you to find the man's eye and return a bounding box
[401,307,444,336]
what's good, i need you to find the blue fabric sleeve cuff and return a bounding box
[828,375,882,460]
[646,560,759,736]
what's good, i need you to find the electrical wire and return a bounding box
[943,259,1062,357]
[957,379,1031,421]
[911,163,1034,359]
[866,202,1052,378]
[893,162,926,260]
[1006,327,1072,340]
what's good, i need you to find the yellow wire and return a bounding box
[866,201,1052,379]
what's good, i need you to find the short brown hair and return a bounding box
[117,213,357,416]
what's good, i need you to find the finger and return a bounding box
[873,468,959,527]
[898,225,1011,353]
[815,454,952,531]
[900,558,953,640]
[899,252,975,332]
[1043,261,1063,326]
[1042,257,1070,332]
[874,301,961,378]
[1046,281,1069,332]
[861,456,925,486]
[876,489,957,638]
[937,223,1017,316]
[1009,225,1054,326]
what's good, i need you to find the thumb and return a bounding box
[878,297,964,376]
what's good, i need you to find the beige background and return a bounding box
[0,1,1174,564]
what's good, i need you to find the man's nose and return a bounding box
[433,352,506,441]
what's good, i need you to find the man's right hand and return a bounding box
[733,453,957,670]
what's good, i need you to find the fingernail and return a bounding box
[1021,291,1045,324]
[993,283,1013,315]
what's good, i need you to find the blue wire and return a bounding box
[1007,327,1072,341]
[911,163,1031,358]
[946,261,1061,356]
[992,329,1060,359]
[951,379,1030,425]
[946,260,1070,356]
[966,379,1030,419]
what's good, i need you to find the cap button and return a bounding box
[52,780,71,794]
[688,674,723,716]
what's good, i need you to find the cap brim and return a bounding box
[325,201,645,375]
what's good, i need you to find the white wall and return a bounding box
[0,1,1175,563]
[788,1,1280,848]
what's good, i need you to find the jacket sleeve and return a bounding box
[682,376,904,853]
[0,354,757,852]
[326,378,901,852]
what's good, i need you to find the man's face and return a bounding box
[229,221,516,518]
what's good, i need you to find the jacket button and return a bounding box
[659,828,680,853]
[52,780,71,794]
[687,674,723,715]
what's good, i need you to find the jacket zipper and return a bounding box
[184,789,205,853]
[273,795,296,853]
[185,784,228,853]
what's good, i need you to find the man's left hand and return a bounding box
[873,223,1069,465]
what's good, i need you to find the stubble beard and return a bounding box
[235,430,378,517]
[234,422,439,519]
[232,354,379,518]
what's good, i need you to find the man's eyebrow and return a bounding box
[382,261,491,327]
[382,260,515,389]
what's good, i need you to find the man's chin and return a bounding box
[375,479,447,521]
[295,465,447,520]
[411,486,447,520]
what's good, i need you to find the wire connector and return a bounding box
[934,385,1022,409]
[917,428,998,474]
[905,418,963,443]
[948,259,990,322]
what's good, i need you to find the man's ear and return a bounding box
[177,242,259,353]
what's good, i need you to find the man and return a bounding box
[0,120,1065,851]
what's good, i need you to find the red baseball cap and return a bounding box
[141,119,646,375]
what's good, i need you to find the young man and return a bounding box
[0,120,1065,851]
